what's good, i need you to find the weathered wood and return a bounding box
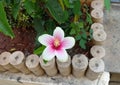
[93,29,107,44]
[39,57,57,77]
[56,55,71,76]
[26,54,44,76]
[90,45,105,58]
[91,0,104,9]
[110,73,120,82]
[9,51,31,74]
[86,57,105,80]
[91,23,104,32]
[0,52,19,73]
[91,9,103,23]
[72,54,88,78]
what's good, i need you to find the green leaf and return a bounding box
[12,1,21,20]
[70,28,76,35]
[63,0,70,8]
[75,34,81,40]
[73,0,81,15]
[0,1,15,38]
[24,0,35,15]
[46,0,68,24]
[79,39,87,49]
[81,32,87,39]
[34,46,46,55]
[43,59,48,64]
[104,0,111,11]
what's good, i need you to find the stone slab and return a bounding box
[103,4,120,73]
[0,72,109,85]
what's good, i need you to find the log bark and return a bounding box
[26,54,44,76]
[9,51,31,74]
[72,54,88,78]
[91,0,104,9]
[93,29,107,44]
[91,9,103,23]
[91,23,104,32]
[86,57,105,80]
[90,45,105,58]
[0,52,19,72]
[56,55,71,76]
[39,57,57,76]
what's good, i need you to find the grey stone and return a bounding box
[0,72,110,85]
[103,4,120,73]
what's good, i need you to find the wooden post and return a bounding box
[93,29,107,44]
[91,0,104,9]
[90,45,105,58]
[91,23,104,32]
[86,57,105,80]
[39,57,57,76]
[72,54,88,78]
[0,52,19,73]
[9,51,31,74]
[91,9,103,23]
[26,54,44,76]
[56,55,71,76]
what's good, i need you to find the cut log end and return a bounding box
[91,9,103,23]
[91,23,104,32]
[91,0,104,9]
[26,54,44,76]
[89,58,105,73]
[90,45,105,58]
[0,52,11,65]
[72,54,88,70]
[91,9,103,19]
[9,51,25,65]
[93,29,107,42]
[26,54,40,68]
[72,54,88,78]
[86,57,105,80]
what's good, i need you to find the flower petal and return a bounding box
[55,49,68,62]
[38,34,54,46]
[42,47,55,61]
[62,37,75,49]
[53,27,64,41]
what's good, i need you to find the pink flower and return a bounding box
[38,27,75,62]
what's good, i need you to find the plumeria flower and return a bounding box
[38,27,75,62]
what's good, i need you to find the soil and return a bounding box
[0,28,93,59]
[0,27,36,56]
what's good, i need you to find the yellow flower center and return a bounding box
[54,38,60,47]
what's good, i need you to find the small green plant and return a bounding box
[0,0,111,54]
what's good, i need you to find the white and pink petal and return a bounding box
[62,37,75,49]
[42,47,55,61]
[55,49,68,62]
[38,34,54,46]
[53,27,64,41]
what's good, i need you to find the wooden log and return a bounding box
[0,52,19,73]
[86,57,105,80]
[39,57,57,76]
[9,51,31,74]
[91,0,104,9]
[72,54,88,78]
[93,29,107,44]
[26,54,44,76]
[0,65,6,72]
[91,23,104,32]
[90,45,105,58]
[91,9,103,23]
[56,55,71,76]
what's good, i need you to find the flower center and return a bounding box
[54,38,60,47]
